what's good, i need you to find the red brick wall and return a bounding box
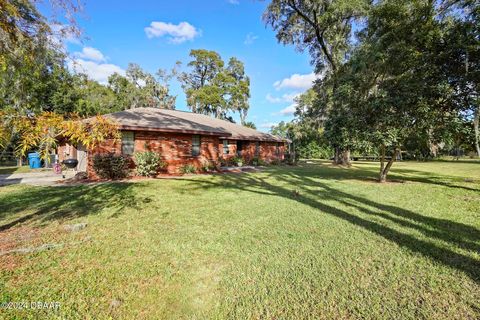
[59,131,287,179]
[133,131,219,174]
[84,131,220,178]
[218,140,286,164]
[260,142,286,162]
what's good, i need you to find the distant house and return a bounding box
[58,108,289,177]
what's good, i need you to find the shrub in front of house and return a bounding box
[92,154,129,180]
[133,151,165,177]
[250,157,261,166]
[270,158,281,166]
[180,164,197,174]
[232,156,243,167]
[219,157,229,167]
[200,160,217,173]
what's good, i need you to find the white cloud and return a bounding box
[68,47,124,84]
[266,94,282,103]
[260,122,278,129]
[244,32,258,45]
[145,21,200,44]
[271,103,297,116]
[266,92,300,103]
[228,0,239,4]
[74,47,106,62]
[277,104,297,116]
[273,72,318,90]
[68,58,125,84]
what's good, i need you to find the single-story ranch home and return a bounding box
[58,107,289,177]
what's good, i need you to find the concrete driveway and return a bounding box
[0,171,65,187]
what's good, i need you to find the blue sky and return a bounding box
[53,0,317,131]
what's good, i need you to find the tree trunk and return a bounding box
[291,141,296,164]
[333,148,351,166]
[474,105,480,157]
[340,149,351,166]
[45,145,49,168]
[379,148,400,183]
[379,145,386,181]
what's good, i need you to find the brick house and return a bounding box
[58,108,289,178]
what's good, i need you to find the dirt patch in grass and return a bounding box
[0,226,41,252]
[0,226,42,271]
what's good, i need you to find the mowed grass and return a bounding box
[0,160,479,319]
[0,166,36,175]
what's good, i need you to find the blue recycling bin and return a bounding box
[28,152,41,169]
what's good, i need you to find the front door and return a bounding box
[236,141,243,157]
[77,144,87,172]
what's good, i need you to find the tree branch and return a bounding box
[287,0,336,71]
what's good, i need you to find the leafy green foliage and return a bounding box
[269,0,479,180]
[200,160,217,172]
[92,154,129,180]
[108,63,178,110]
[179,49,250,121]
[324,0,479,179]
[297,141,331,159]
[263,0,370,71]
[243,121,256,129]
[231,156,243,166]
[0,0,82,115]
[133,151,165,177]
[271,90,333,160]
[180,164,197,174]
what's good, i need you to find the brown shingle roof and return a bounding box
[102,108,287,142]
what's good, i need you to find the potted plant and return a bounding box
[233,156,243,167]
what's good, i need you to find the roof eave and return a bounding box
[218,135,287,143]
[119,125,231,137]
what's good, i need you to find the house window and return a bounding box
[276,143,280,156]
[192,135,201,156]
[223,140,229,154]
[121,131,135,155]
[255,141,260,157]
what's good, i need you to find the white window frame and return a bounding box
[223,140,229,155]
[121,131,135,155]
[192,135,201,156]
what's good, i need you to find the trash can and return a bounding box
[28,152,41,169]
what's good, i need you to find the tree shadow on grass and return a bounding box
[0,182,139,231]
[180,170,480,283]
[297,161,480,192]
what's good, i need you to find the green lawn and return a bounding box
[0,166,36,175]
[0,161,479,319]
